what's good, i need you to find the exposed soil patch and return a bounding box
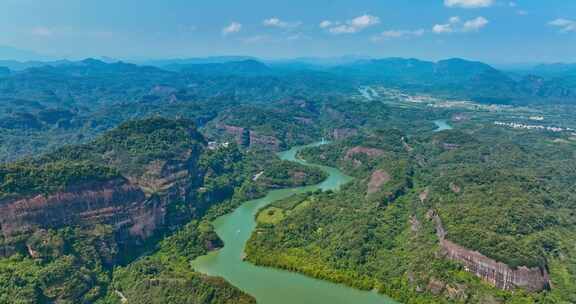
[419,188,429,203]
[449,182,461,194]
[344,147,385,165]
[367,169,391,194]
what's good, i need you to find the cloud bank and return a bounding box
[321,14,380,34]
[263,18,301,29]
[222,22,242,35]
[444,0,493,8]
[433,16,488,33]
[549,18,576,32]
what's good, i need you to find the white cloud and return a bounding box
[263,18,285,27]
[31,26,54,37]
[433,16,488,34]
[222,22,242,35]
[350,14,380,29]
[286,33,310,41]
[263,17,301,29]
[549,18,576,32]
[433,23,454,34]
[444,0,494,8]
[241,35,268,43]
[449,16,461,24]
[319,20,334,29]
[240,33,308,43]
[432,16,461,33]
[372,29,426,41]
[323,14,380,34]
[329,25,358,34]
[462,16,489,32]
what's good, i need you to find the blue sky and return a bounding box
[0,0,575,63]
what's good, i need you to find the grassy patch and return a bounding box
[257,207,285,224]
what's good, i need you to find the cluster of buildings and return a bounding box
[377,88,438,103]
[207,141,230,150]
[494,121,573,133]
[374,87,512,112]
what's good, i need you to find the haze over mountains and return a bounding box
[3,0,576,302]
[1,52,576,303]
[1,56,575,105]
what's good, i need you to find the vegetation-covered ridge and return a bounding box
[2,57,576,163]
[246,126,576,303]
[0,116,327,303]
[0,117,203,201]
[1,57,576,303]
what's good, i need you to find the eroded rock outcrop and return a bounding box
[430,210,550,292]
[344,146,385,167]
[345,146,385,159]
[218,124,281,150]
[0,118,212,259]
[0,179,146,239]
[366,169,391,195]
[249,131,281,151]
[0,162,199,256]
[419,188,429,203]
[222,124,247,144]
[331,128,358,141]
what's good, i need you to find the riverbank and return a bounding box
[191,142,396,304]
[433,119,453,132]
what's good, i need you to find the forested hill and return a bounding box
[0,56,576,303]
[0,117,326,303]
[330,58,576,105]
[247,123,576,303]
[2,56,575,164]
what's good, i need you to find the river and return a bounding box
[191,142,397,304]
[433,119,453,132]
[359,86,379,101]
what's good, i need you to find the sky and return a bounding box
[0,0,575,63]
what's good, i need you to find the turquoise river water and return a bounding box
[191,142,397,304]
[433,119,453,132]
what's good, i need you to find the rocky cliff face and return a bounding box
[0,118,210,259]
[218,124,281,151]
[1,154,203,242]
[0,170,194,258]
[221,124,248,146]
[343,146,385,168]
[249,130,281,151]
[0,179,145,238]
[429,210,550,292]
[331,128,357,140]
[366,169,390,195]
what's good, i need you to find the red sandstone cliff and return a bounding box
[0,179,145,238]
[217,124,281,151]
[331,128,358,141]
[0,149,204,259]
[429,210,550,292]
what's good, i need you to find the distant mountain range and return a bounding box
[329,57,576,104]
[1,56,575,105]
[138,56,258,69]
[0,59,72,71]
[166,59,273,75]
[0,45,52,61]
[531,63,576,76]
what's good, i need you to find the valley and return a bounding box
[433,120,453,132]
[192,143,395,304]
[0,57,575,304]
